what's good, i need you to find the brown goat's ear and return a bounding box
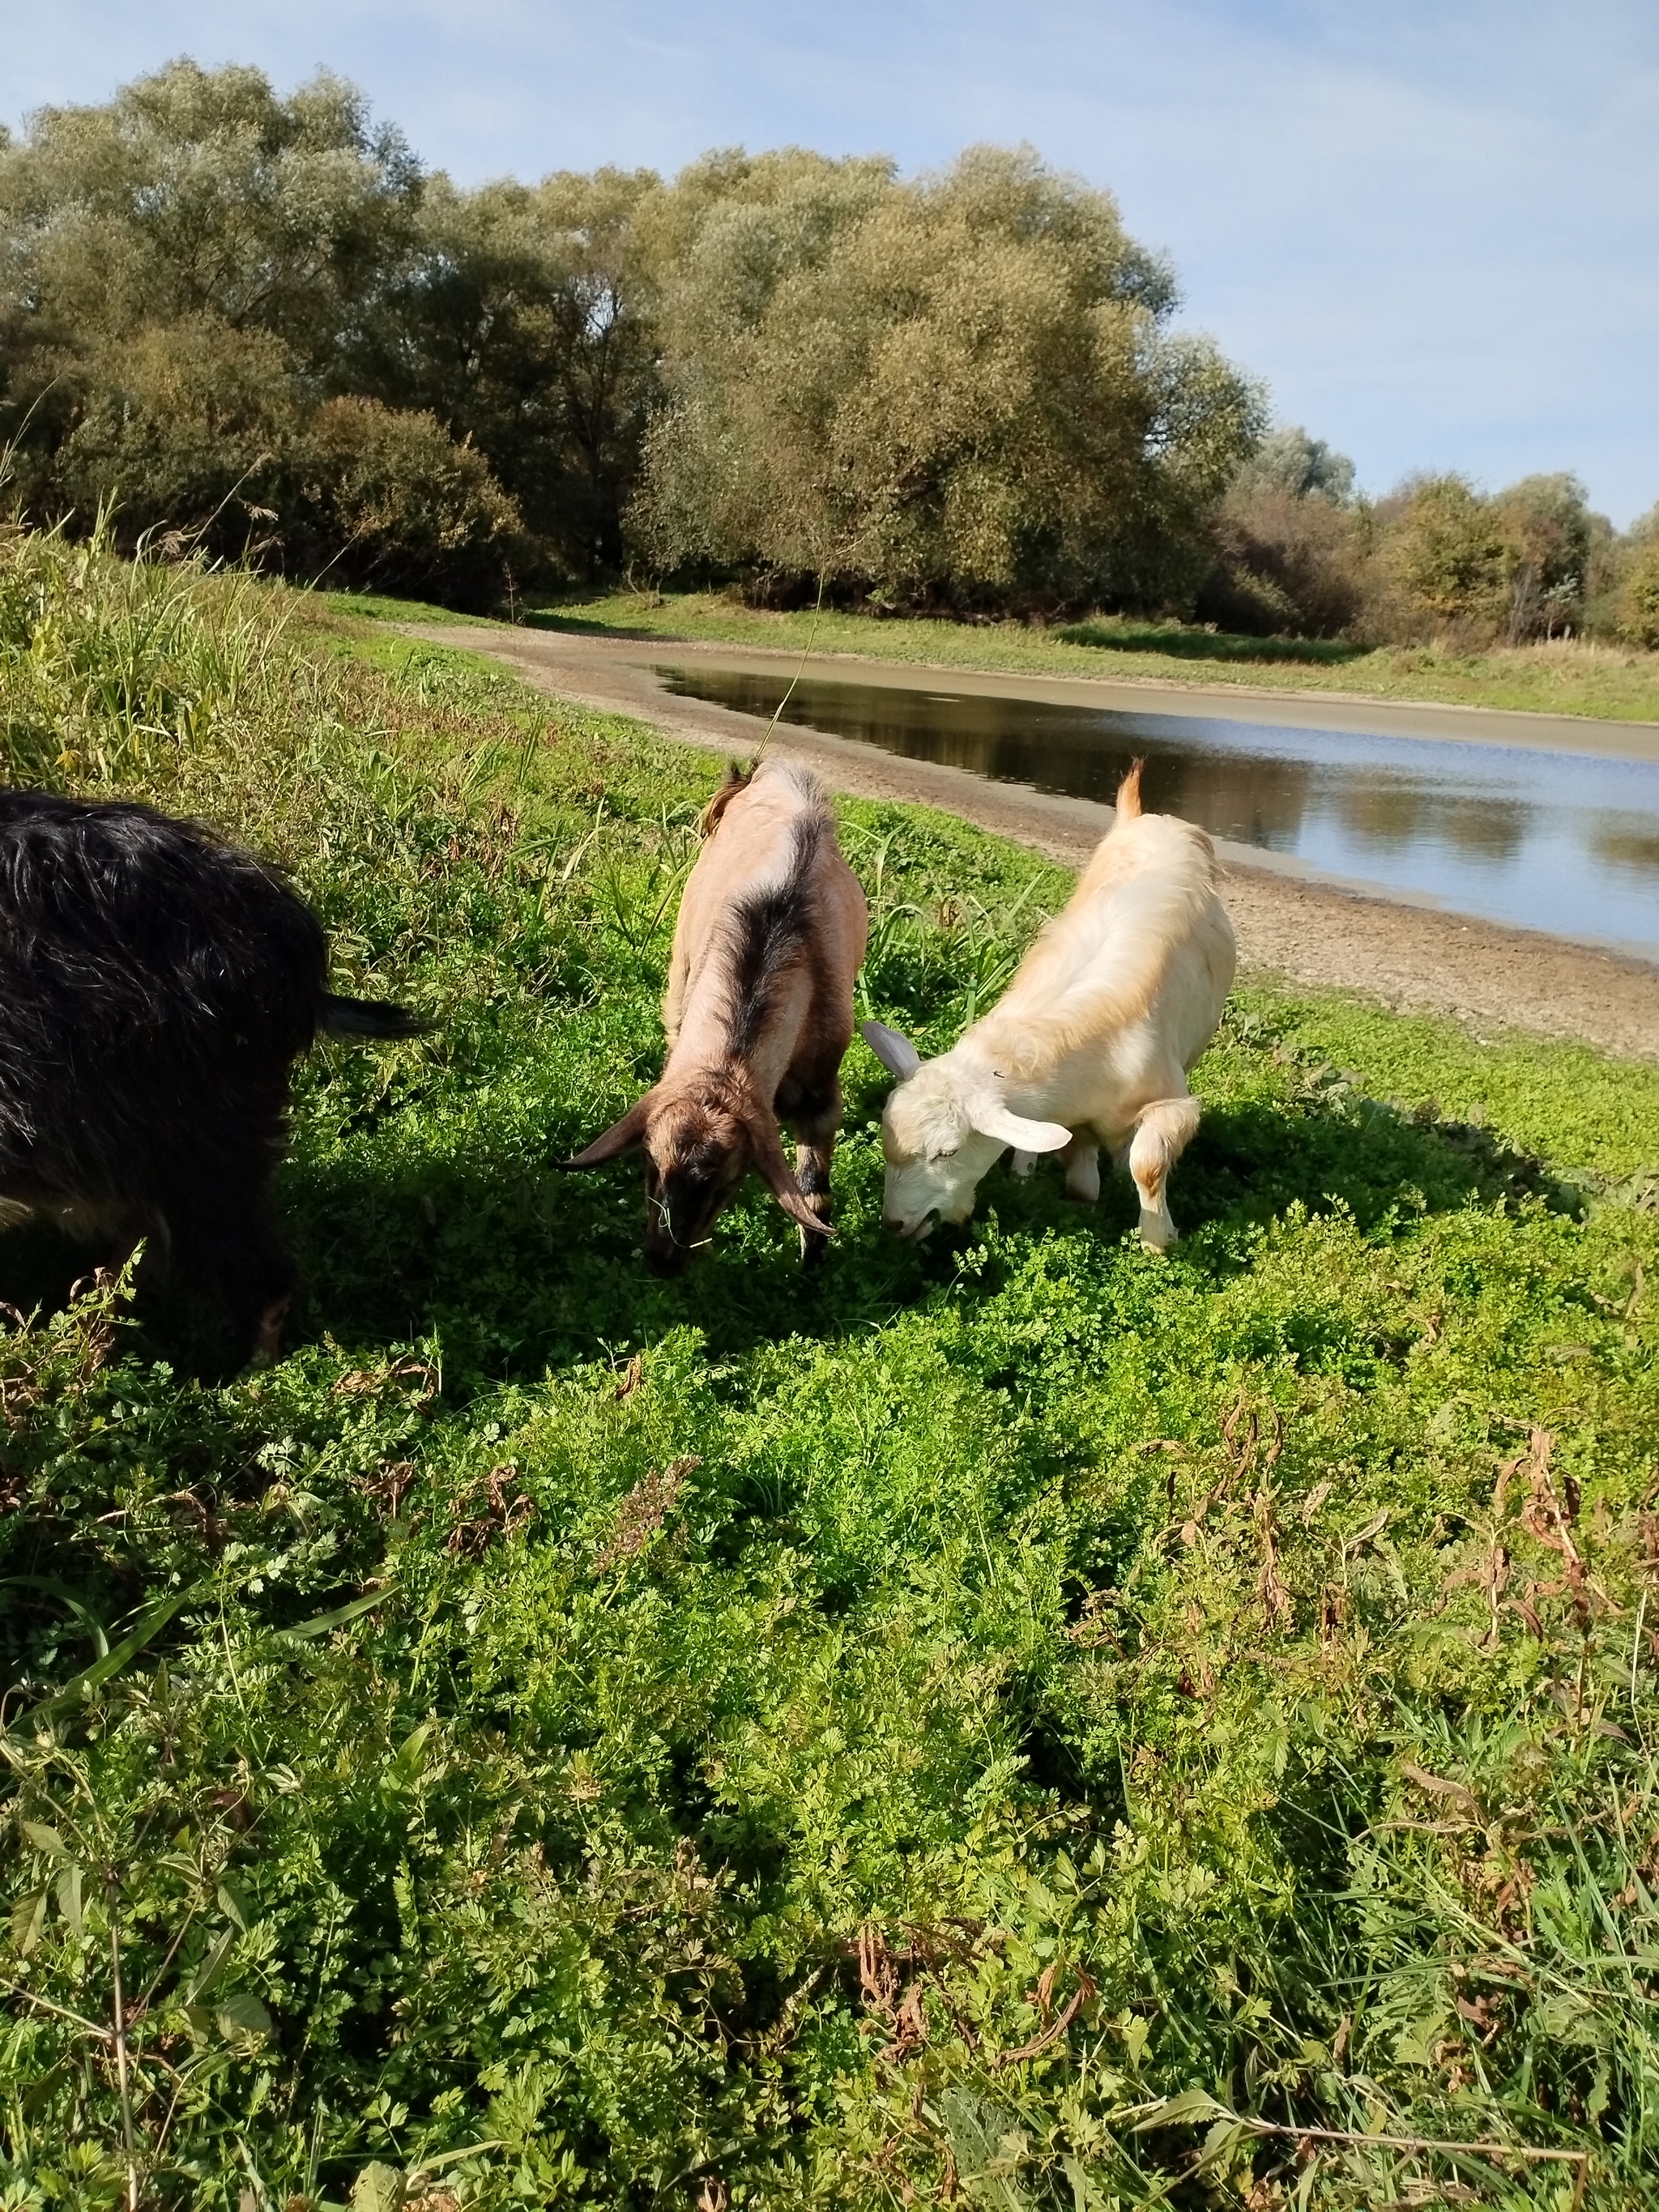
[700,763,753,837]
[563,1090,655,1167]
[746,1110,834,1238]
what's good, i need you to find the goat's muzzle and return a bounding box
[644,1231,692,1278]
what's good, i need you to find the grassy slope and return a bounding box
[491,589,1659,725]
[6,548,1659,2210]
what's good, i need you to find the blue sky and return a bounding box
[9,1,1657,524]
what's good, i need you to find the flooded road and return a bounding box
[659,665,1659,952]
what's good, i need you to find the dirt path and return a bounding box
[407,624,1659,1063]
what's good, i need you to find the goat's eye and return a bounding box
[930,1146,958,1163]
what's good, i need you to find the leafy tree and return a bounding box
[356,168,663,576]
[1203,460,1623,650]
[0,62,422,449]
[1199,424,1367,637]
[0,60,420,374]
[0,62,542,595]
[1492,472,1593,641]
[1618,505,1659,647]
[1367,473,1618,646]
[1230,423,1356,506]
[2,56,1635,642]
[1380,474,1514,637]
[0,62,663,589]
[633,146,1263,612]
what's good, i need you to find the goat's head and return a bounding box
[565,1071,828,1275]
[861,1020,1069,1239]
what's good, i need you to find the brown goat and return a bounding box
[566,761,868,1274]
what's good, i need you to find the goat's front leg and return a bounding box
[790,1081,841,1268]
[1060,1132,1101,1204]
[1128,1095,1202,1251]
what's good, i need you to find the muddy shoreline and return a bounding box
[405,624,1659,1063]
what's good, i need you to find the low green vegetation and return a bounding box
[5,536,1659,2210]
[520,590,1659,722]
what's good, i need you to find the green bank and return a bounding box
[522,590,1659,726]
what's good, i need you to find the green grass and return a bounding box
[319,587,503,629]
[4,535,1659,2210]
[509,589,1659,725]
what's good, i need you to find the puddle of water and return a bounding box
[658,665,1659,952]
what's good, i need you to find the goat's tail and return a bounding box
[701,761,754,838]
[1115,758,1145,821]
[320,992,433,1040]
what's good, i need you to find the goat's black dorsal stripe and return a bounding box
[724,806,825,1063]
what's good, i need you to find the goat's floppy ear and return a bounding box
[746,1110,834,1238]
[562,1090,655,1167]
[861,1019,922,1080]
[966,1093,1072,1154]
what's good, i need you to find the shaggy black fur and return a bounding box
[0,790,426,1357]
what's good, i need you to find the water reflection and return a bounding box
[658,666,1659,951]
[1595,827,1659,873]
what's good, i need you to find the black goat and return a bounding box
[0,790,427,1360]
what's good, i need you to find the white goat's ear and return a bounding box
[860,1019,922,1080]
[967,1094,1072,1154]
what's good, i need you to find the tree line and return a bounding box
[2,59,1656,644]
[1201,431,1659,649]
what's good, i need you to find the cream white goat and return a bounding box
[863,762,1235,1248]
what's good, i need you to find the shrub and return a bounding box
[1200,482,1371,637]
[1195,432,1371,640]
[290,395,529,608]
[39,316,299,556]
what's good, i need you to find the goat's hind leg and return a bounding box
[171,1173,296,1365]
[1128,1095,1202,1251]
[233,1196,296,1364]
